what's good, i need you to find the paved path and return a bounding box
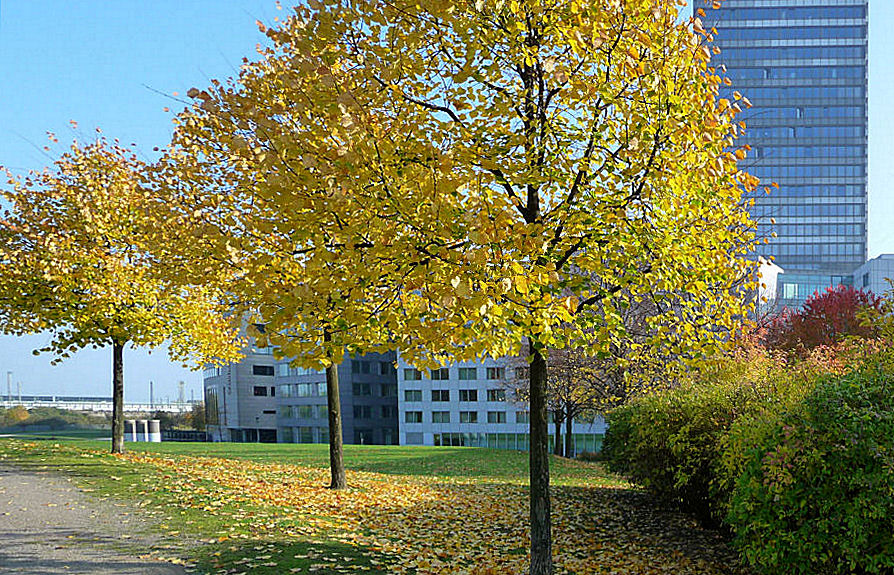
[0,465,187,574]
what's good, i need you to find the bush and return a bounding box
[603,347,813,525]
[725,366,894,575]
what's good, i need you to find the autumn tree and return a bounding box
[158,1,758,572]
[0,137,241,453]
[763,284,883,353]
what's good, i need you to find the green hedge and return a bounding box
[602,374,803,525]
[725,367,894,575]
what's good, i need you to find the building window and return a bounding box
[270,386,275,397]
[458,367,477,380]
[298,405,315,419]
[459,389,478,402]
[404,389,422,402]
[353,405,372,419]
[516,411,530,424]
[487,411,507,424]
[431,367,450,380]
[351,360,372,374]
[381,405,397,419]
[432,411,451,423]
[253,365,274,376]
[460,411,478,423]
[253,386,268,396]
[380,361,395,375]
[380,383,398,397]
[403,368,423,381]
[514,366,529,380]
[487,389,506,402]
[486,367,505,380]
[352,382,372,396]
[405,411,423,424]
[432,389,450,402]
[278,364,290,377]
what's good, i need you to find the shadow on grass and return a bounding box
[194,538,395,575]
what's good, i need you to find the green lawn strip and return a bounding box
[120,441,624,488]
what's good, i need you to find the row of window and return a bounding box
[750,145,864,158]
[714,25,866,41]
[751,164,865,180]
[745,126,865,140]
[757,223,864,238]
[771,242,864,257]
[403,366,506,381]
[744,107,865,121]
[718,45,865,62]
[726,86,864,101]
[757,203,865,218]
[279,404,398,421]
[728,66,863,80]
[405,410,515,424]
[281,426,397,445]
[749,184,864,199]
[404,388,507,402]
[278,364,323,377]
[352,382,397,397]
[280,382,327,398]
[716,6,865,21]
[351,360,396,376]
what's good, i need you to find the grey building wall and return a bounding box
[203,345,278,442]
[707,1,869,306]
[851,254,894,297]
[276,351,399,445]
[396,354,605,455]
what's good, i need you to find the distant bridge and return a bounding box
[0,395,196,414]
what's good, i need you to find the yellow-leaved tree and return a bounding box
[0,137,241,454]
[157,1,759,572]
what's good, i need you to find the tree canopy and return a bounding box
[156,1,759,572]
[0,137,241,452]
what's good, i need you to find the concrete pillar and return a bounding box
[126,419,137,442]
[149,419,162,443]
[140,419,149,442]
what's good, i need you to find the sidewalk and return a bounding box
[0,465,187,574]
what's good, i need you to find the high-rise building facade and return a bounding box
[707,1,868,305]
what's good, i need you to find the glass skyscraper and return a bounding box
[707,2,868,305]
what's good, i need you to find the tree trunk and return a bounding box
[564,411,573,459]
[553,416,562,457]
[111,340,125,454]
[323,330,346,490]
[528,340,553,575]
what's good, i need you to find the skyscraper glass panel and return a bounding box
[706,1,868,305]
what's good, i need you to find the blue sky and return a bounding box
[0,1,892,401]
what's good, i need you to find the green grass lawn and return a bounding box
[0,438,747,575]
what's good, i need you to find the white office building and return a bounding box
[396,354,605,455]
[852,254,894,297]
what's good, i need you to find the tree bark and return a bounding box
[528,340,552,575]
[564,411,573,459]
[553,416,562,457]
[323,330,347,490]
[111,340,125,454]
